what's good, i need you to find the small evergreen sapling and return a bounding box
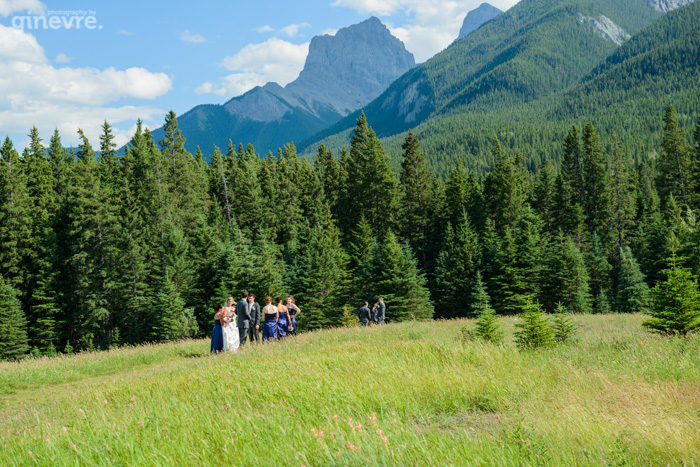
[471,272,503,343]
[514,298,554,349]
[643,251,700,335]
[551,303,577,344]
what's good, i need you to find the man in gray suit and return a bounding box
[236,290,251,345]
[247,294,260,343]
[372,297,386,324]
[358,301,371,326]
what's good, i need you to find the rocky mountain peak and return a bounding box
[457,3,503,41]
[288,16,415,115]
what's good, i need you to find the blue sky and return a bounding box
[0,0,519,148]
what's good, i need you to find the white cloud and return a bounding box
[54,53,70,63]
[117,29,136,36]
[332,0,522,62]
[0,24,46,63]
[0,104,165,148]
[255,25,273,33]
[0,0,45,17]
[280,22,311,37]
[0,26,172,147]
[196,72,267,97]
[197,38,309,98]
[181,29,206,43]
[322,28,338,36]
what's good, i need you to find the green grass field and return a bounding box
[1,314,699,466]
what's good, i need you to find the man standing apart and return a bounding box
[247,294,261,343]
[372,297,386,324]
[358,301,372,326]
[237,290,251,345]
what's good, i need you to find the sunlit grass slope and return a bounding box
[1,314,698,466]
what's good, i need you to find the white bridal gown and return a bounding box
[221,310,240,352]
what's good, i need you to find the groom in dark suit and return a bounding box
[236,290,251,345]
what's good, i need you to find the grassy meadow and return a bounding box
[1,314,699,466]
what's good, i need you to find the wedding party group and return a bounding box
[210,291,300,353]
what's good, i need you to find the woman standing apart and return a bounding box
[276,296,292,339]
[261,296,279,342]
[286,295,300,336]
[211,304,224,353]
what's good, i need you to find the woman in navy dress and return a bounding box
[276,296,292,339]
[286,295,300,336]
[210,304,224,353]
[261,296,279,342]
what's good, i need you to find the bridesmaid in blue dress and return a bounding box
[261,296,279,342]
[276,296,292,338]
[210,304,224,353]
[286,295,300,336]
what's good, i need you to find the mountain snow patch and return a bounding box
[579,14,631,46]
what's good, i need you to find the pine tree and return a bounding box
[587,232,612,312]
[582,122,610,234]
[59,129,119,350]
[399,130,436,268]
[484,136,529,234]
[514,298,554,350]
[151,272,197,342]
[551,302,576,343]
[445,161,469,228]
[0,274,29,360]
[340,113,399,238]
[362,231,433,322]
[433,212,481,318]
[533,160,556,235]
[542,232,591,313]
[552,172,586,242]
[617,246,650,313]
[0,137,33,293]
[471,272,503,343]
[249,230,285,299]
[314,144,341,215]
[292,223,350,330]
[657,105,693,207]
[98,120,119,186]
[562,126,587,214]
[609,134,636,251]
[643,251,700,335]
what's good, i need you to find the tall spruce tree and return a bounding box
[609,134,636,251]
[340,113,399,238]
[542,232,591,313]
[0,137,33,294]
[0,274,29,360]
[433,212,481,318]
[617,246,650,313]
[656,105,693,207]
[292,223,350,330]
[484,136,529,234]
[362,231,433,322]
[587,232,613,313]
[399,130,436,269]
[582,122,610,234]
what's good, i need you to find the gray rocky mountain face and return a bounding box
[457,3,503,41]
[222,17,415,123]
[645,0,695,12]
[579,14,631,45]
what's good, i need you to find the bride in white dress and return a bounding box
[221,297,239,352]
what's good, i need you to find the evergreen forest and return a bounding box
[1,105,700,360]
